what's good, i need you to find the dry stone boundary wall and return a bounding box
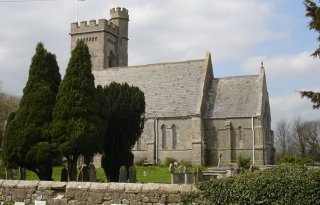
[0,180,197,205]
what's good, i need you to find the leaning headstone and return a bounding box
[19,167,26,180]
[128,166,136,183]
[6,168,14,180]
[143,171,148,176]
[88,164,96,182]
[61,167,69,182]
[119,166,127,182]
[35,200,46,205]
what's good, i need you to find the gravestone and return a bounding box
[128,166,136,183]
[35,200,46,205]
[14,202,25,205]
[61,167,69,182]
[6,168,14,180]
[19,167,26,180]
[119,166,127,182]
[83,165,89,182]
[88,164,96,182]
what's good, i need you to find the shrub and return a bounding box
[164,157,177,167]
[237,154,250,169]
[197,164,320,205]
[279,155,314,166]
[180,160,192,167]
[134,157,148,166]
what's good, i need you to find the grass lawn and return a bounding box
[0,165,173,183]
[136,166,171,183]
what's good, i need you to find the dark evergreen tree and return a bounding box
[300,1,320,107]
[2,43,61,180]
[52,40,104,181]
[99,82,145,182]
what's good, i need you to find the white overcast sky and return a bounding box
[0,0,319,128]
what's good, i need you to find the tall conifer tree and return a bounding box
[300,0,320,107]
[99,82,145,182]
[2,43,61,180]
[52,40,104,181]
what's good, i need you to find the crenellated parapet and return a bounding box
[110,7,129,20]
[70,19,119,35]
[70,7,129,69]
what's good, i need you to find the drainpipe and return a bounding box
[252,116,255,167]
[154,117,159,165]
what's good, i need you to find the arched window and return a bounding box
[172,124,177,149]
[239,126,244,140]
[161,124,167,149]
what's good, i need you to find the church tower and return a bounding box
[70,7,129,71]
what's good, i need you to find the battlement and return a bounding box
[110,7,129,20]
[70,19,118,35]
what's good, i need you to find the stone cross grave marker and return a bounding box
[88,164,96,182]
[128,166,136,183]
[119,166,127,182]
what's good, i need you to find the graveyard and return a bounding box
[0,165,172,183]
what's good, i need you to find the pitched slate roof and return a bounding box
[94,59,208,118]
[204,75,262,118]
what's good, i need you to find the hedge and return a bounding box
[197,164,320,205]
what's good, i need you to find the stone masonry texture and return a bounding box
[0,180,198,205]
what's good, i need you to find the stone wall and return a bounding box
[132,117,204,166]
[204,117,268,166]
[0,180,197,205]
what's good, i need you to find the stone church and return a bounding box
[70,7,275,166]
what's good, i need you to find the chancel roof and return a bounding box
[204,75,262,118]
[94,59,208,118]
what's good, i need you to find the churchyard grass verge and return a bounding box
[0,165,173,183]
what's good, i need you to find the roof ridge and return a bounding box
[214,75,259,80]
[93,59,205,72]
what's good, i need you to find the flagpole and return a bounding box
[76,0,79,22]
[76,0,85,22]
